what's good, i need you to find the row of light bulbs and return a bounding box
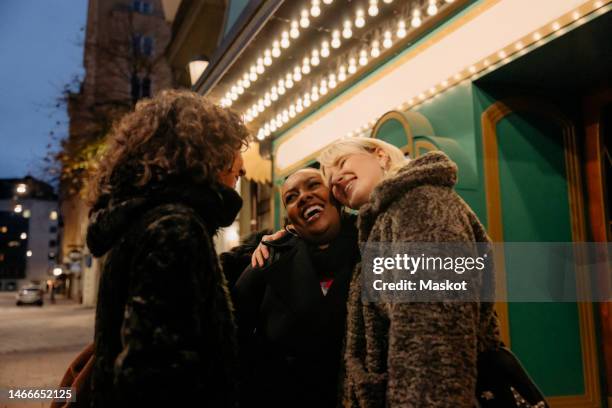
[254,0,455,140]
[219,0,409,109]
[341,0,604,140]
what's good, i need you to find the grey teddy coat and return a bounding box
[342,151,502,407]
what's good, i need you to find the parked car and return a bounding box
[16,285,44,306]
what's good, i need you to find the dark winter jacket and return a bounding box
[343,152,502,407]
[233,217,359,408]
[86,178,242,408]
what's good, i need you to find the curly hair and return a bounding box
[87,89,250,206]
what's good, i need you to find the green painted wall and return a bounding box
[496,113,584,396]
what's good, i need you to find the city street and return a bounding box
[0,292,94,408]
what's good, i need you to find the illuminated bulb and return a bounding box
[411,8,422,28]
[257,101,264,112]
[282,109,289,121]
[301,57,311,74]
[249,66,258,81]
[272,41,281,58]
[383,31,393,48]
[300,9,310,28]
[285,74,294,88]
[289,105,296,117]
[429,87,435,95]
[419,93,426,100]
[311,0,321,17]
[338,66,347,81]
[304,94,311,107]
[331,30,341,48]
[256,63,264,77]
[572,11,580,20]
[293,66,302,81]
[296,100,304,112]
[514,41,523,50]
[323,0,333,3]
[264,93,271,106]
[311,49,320,66]
[328,73,337,88]
[321,40,330,57]
[342,20,353,39]
[368,0,379,16]
[442,80,448,87]
[445,0,454,2]
[290,21,300,38]
[263,50,273,66]
[427,0,438,16]
[371,40,380,57]
[359,49,368,66]
[498,50,507,58]
[595,1,603,7]
[552,21,560,31]
[264,127,271,137]
[355,9,365,28]
[319,80,328,94]
[311,87,319,101]
[281,31,290,48]
[278,82,286,95]
[397,20,407,38]
[236,85,244,94]
[270,122,277,132]
[533,32,542,41]
[270,87,278,101]
[453,73,461,80]
[257,129,265,140]
[469,65,476,73]
[245,113,252,122]
[483,59,490,67]
[242,77,250,89]
[230,92,238,101]
[348,58,357,74]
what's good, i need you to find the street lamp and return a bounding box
[53,267,63,276]
[16,183,27,195]
[14,204,23,214]
[188,55,209,86]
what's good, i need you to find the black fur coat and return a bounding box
[86,178,242,407]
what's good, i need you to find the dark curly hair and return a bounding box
[88,89,250,206]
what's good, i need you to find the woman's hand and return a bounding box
[251,229,288,268]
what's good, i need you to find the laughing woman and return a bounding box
[232,168,360,408]
[318,139,502,407]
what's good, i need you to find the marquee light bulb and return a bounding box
[300,9,310,28]
[311,49,320,66]
[310,0,321,17]
[348,58,357,74]
[383,31,393,48]
[331,30,341,48]
[411,9,422,27]
[368,0,379,16]
[321,40,330,57]
[427,0,438,16]
[355,9,365,28]
[371,40,380,57]
[397,20,407,38]
[290,21,300,38]
[342,20,353,39]
[281,31,290,48]
[359,49,368,66]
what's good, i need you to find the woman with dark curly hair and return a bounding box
[85,89,249,407]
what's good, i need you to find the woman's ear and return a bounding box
[374,148,390,170]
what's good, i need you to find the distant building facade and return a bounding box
[0,177,59,291]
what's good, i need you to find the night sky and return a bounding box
[0,1,87,180]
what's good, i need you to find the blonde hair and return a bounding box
[318,137,409,182]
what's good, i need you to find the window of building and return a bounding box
[142,36,154,56]
[49,240,57,248]
[132,1,153,14]
[50,226,57,234]
[131,75,153,102]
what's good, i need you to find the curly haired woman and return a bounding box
[85,90,249,407]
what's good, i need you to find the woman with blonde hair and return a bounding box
[86,90,248,407]
[318,138,502,407]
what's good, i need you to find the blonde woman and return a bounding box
[318,139,501,407]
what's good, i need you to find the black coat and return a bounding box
[232,217,359,408]
[86,179,242,407]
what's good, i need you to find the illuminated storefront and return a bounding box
[167,0,612,405]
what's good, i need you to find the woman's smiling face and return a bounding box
[327,151,386,210]
[281,169,341,244]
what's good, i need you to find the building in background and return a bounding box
[61,0,173,306]
[173,0,611,405]
[0,177,59,292]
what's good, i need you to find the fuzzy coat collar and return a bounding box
[358,151,457,242]
[87,179,242,257]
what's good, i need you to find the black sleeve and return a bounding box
[112,213,212,405]
[232,264,267,342]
